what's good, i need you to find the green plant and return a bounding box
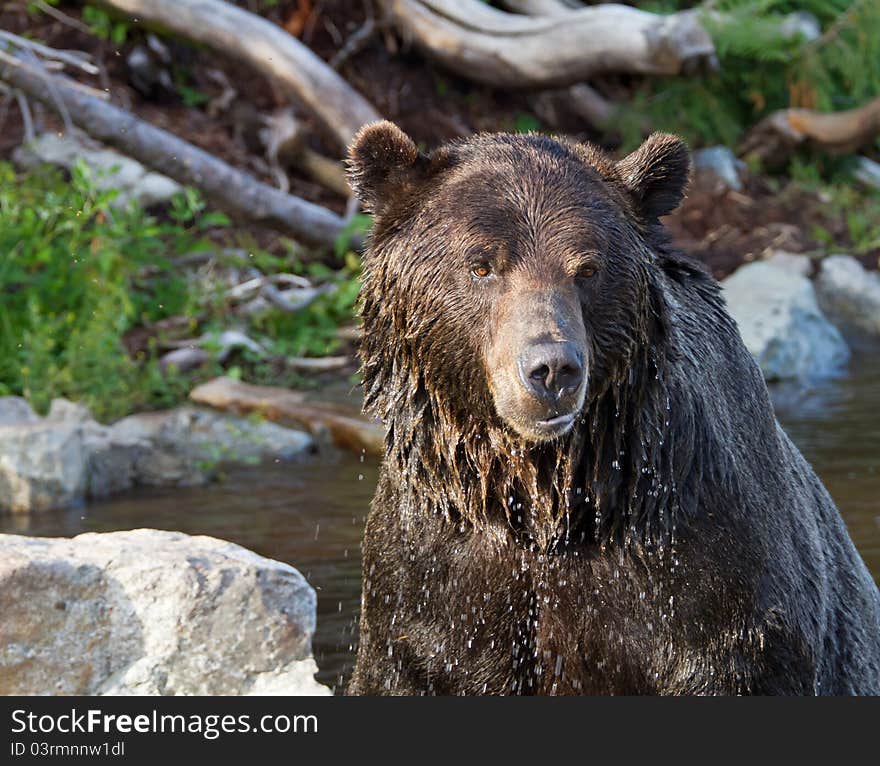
[787,158,880,255]
[512,113,541,134]
[248,252,362,360]
[0,162,212,420]
[81,5,130,45]
[619,0,880,153]
[0,156,366,422]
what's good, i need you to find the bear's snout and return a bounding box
[517,341,584,408]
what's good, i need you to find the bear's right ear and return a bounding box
[347,121,427,214]
[614,133,691,220]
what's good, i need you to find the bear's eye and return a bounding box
[471,263,492,279]
[577,265,598,279]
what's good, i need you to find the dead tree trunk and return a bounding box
[0,55,350,248]
[382,0,717,87]
[740,96,880,164]
[99,0,381,152]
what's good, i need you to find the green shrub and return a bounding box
[0,162,210,419]
[0,161,365,421]
[620,0,880,154]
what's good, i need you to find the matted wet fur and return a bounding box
[346,122,880,695]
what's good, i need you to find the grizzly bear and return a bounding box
[345,122,880,695]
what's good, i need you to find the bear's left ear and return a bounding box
[614,133,691,220]
[347,121,430,215]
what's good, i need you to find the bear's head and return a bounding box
[349,122,690,450]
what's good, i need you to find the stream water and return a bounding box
[2,355,878,693]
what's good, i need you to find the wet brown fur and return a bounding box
[346,123,880,695]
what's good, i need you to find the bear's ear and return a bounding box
[347,121,428,214]
[614,133,691,220]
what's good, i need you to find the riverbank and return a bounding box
[4,355,878,692]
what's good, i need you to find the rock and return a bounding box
[84,419,204,498]
[0,422,88,513]
[0,402,311,512]
[190,376,384,456]
[47,397,93,423]
[764,250,812,278]
[815,254,880,339]
[852,156,880,191]
[158,346,211,373]
[113,406,314,465]
[13,130,182,209]
[0,529,330,695]
[780,11,821,42]
[722,262,849,380]
[0,397,38,426]
[692,146,745,192]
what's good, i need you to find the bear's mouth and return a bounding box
[533,412,577,436]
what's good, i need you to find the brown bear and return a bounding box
[345,122,880,695]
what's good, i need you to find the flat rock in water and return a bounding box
[190,377,384,457]
[722,261,849,380]
[815,254,880,340]
[0,421,88,513]
[0,400,313,513]
[0,529,330,695]
[112,406,315,464]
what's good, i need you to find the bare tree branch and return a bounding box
[98,0,382,152]
[0,56,351,248]
[740,96,880,163]
[382,0,717,87]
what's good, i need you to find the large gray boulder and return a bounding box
[722,261,849,380]
[0,529,330,695]
[815,254,880,340]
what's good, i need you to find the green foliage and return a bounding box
[0,162,216,420]
[788,159,880,255]
[620,0,880,153]
[0,161,363,421]
[334,213,372,259]
[512,113,542,134]
[81,5,130,45]
[249,252,362,360]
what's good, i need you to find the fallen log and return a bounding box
[190,377,384,457]
[499,0,580,17]
[500,0,617,132]
[0,55,349,248]
[740,96,880,163]
[260,108,352,198]
[98,0,381,152]
[381,0,717,87]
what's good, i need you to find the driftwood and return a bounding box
[381,0,717,87]
[99,0,381,152]
[500,0,581,16]
[260,109,352,198]
[500,0,617,131]
[740,96,880,163]
[190,377,384,456]
[0,55,349,248]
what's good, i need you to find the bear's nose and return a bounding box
[518,342,584,404]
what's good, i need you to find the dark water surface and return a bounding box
[2,358,878,692]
